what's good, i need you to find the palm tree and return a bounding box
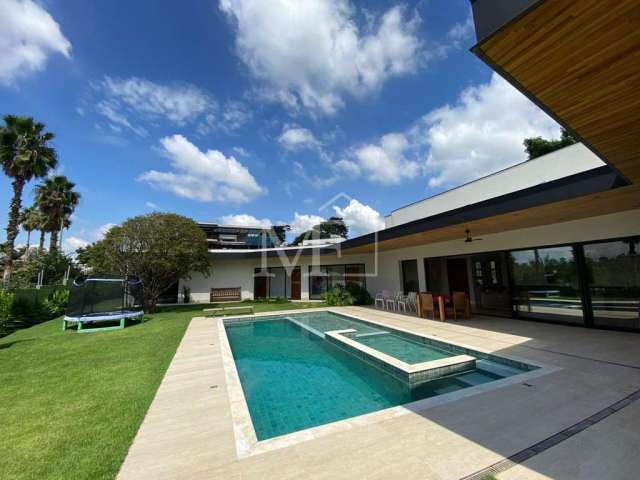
[20,206,44,257]
[35,175,80,252]
[0,115,58,283]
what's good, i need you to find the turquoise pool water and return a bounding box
[225,312,533,440]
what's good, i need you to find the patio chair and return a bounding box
[395,292,408,313]
[374,291,387,309]
[375,290,391,309]
[419,292,442,320]
[406,292,418,312]
[385,291,399,310]
[447,291,469,320]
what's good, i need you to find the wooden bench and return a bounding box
[203,305,254,316]
[210,287,241,302]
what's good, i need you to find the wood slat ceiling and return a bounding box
[475,0,640,184]
[342,185,640,254]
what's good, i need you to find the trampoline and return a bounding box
[63,275,144,333]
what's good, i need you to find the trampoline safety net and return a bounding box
[66,275,144,317]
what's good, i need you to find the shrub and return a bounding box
[42,288,69,317]
[345,283,373,305]
[0,289,15,335]
[323,286,355,306]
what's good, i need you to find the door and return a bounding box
[401,260,419,293]
[254,269,267,299]
[291,267,301,300]
[447,258,469,295]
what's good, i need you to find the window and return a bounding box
[510,246,583,324]
[308,264,366,299]
[584,238,640,330]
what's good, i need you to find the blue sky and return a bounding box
[0,0,560,250]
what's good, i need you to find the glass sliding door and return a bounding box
[308,264,366,299]
[584,238,640,330]
[510,246,583,324]
[400,260,419,294]
[268,267,287,298]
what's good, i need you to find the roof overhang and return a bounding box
[470,0,640,184]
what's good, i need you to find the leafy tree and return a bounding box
[524,128,577,160]
[78,213,210,312]
[34,175,80,252]
[0,115,58,283]
[20,206,45,256]
[76,241,111,274]
[11,250,80,288]
[271,225,290,244]
[290,217,349,246]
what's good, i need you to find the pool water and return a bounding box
[225,312,533,441]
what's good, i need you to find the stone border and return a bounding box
[218,308,560,458]
[325,328,476,386]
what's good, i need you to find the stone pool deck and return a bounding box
[117,307,640,480]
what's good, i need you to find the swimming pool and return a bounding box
[224,311,537,441]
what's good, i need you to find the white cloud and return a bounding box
[63,236,89,253]
[0,0,71,85]
[290,212,325,234]
[348,132,420,185]
[97,223,117,239]
[421,73,561,187]
[94,76,217,137]
[197,100,253,136]
[139,134,265,203]
[333,199,384,235]
[447,9,474,48]
[220,214,272,228]
[278,126,320,151]
[145,201,159,209]
[336,72,561,189]
[219,0,424,115]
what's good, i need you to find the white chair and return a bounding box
[406,292,418,312]
[374,291,387,309]
[395,292,408,313]
[385,291,397,310]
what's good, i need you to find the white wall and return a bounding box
[181,209,640,303]
[385,144,605,228]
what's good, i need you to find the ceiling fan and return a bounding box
[464,228,483,243]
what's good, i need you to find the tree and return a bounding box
[20,206,44,256]
[0,115,58,283]
[271,225,290,244]
[34,175,80,252]
[78,213,210,312]
[523,128,577,160]
[11,249,80,288]
[290,217,349,246]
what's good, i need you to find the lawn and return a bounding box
[0,300,325,480]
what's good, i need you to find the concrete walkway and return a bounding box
[117,307,640,480]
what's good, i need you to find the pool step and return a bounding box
[285,317,326,338]
[354,331,389,338]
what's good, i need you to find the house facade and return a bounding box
[181,143,640,332]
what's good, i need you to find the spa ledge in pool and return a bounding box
[325,329,476,387]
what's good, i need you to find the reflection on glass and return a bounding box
[584,239,640,330]
[401,260,419,293]
[309,264,366,299]
[510,246,583,323]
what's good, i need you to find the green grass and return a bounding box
[0,300,324,480]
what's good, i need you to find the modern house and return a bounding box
[180,0,639,332]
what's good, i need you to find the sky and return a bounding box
[0,0,562,252]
